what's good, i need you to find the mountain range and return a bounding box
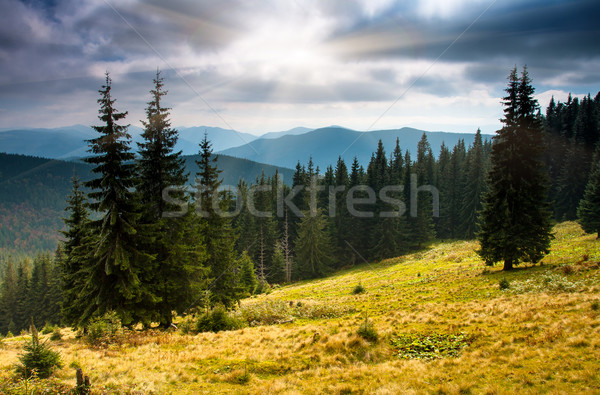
[0,125,488,170]
[220,126,489,170]
[0,125,314,159]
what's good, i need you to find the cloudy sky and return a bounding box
[1,0,599,135]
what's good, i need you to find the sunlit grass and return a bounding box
[1,221,598,393]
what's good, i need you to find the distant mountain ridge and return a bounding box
[219,126,490,170]
[0,152,293,258]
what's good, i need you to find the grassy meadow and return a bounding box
[1,221,599,394]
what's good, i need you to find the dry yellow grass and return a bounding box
[1,221,599,394]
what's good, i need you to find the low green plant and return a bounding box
[499,278,510,290]
[86,311,123,347]
[352,283,365,294]
[195,306,244,333]
[391,332,473,360]
[15,321,62,379]
[510,273,583,294]
[591,300,599,311]
[357,316,378,342]
[50,328,62,341]
[41,323,54,335]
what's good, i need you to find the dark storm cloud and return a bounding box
[324,0,600,84]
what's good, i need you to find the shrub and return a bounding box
[592,300,599,311]
[15,322,62,379]
[50,328,62,341]
[561,264,574,275]
[352,283,365,294]
[391,332,473,360]
[195,306,244,333]
[86,311,123,347]
[357,316,378,342]
[41,324,54,335]
[499,278,510,290]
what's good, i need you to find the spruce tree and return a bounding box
[238,251,258,295]
[295,208,335,279]
[0,259,17,334]
[411,134,436,246]
[459,129,487,238]
[81,73,156,326]
[60,176,89,327]
[136,70,201,327]
[478,67,553,270]
[195,134,242,308]
[577,148,600,237]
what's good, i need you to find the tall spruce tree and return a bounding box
[136,70,202,327]
[81,73,156,326]
[0,259,17,334]
[195,134,242,308]
[577,147,600,237]
[478,67,553,270]
[295,208,335,279]
[459,129,487,238]
[60,176,89,327]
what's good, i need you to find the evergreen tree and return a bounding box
[435,143,453,239]
[0,259,17,334]
[137,70,187,221]
[411,134,436,246]
[137,71,200,327]
[459,129,487,238]
[60,176,90,327]
[577,148,600,237]
[195,134,242,308]
[81,73,156,326]
[478,67,553,270]
[447,140,467,238]
[238,251,258,295]
[295,209,335,279]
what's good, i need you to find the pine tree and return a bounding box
[435,143,453,239]
[60,176,90,327]
[411,134,436,246]
[136,71,201,327]
[238,251,258,295]
[478,67,553,270]
[459,129,488,238]
[81,73,156,326]
[0,259,17,334]
[137,69,187,221]
[295,208,335,279]
[195,134,242,309]
[577,148,600,238]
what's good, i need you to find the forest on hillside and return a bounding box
[1,68,599,335]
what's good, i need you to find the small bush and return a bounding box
[86,311,123,347]
[357,316,378,342]
[15,323,62,379]
[49,328,62,341]
[195,307,244,333]
[499,278,510,290]
[561,264,574,275]
[592,300,600,311]
[352,283,365,294]
[391,332,473,360]
[41,324,54,335]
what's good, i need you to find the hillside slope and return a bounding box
[2,222,598,393]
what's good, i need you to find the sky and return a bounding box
[0,0,599,135]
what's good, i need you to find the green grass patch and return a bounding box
[391,332,474,360]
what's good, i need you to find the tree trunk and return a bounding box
[503,259,514,271]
